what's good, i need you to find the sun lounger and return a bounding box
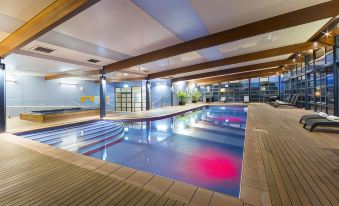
[274,94,300,108]
[270,95,294,106]
[303,115,339,132]
[299,112,328,123]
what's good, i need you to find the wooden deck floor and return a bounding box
[0,139,187,206]
[0,103,338,205]
[243,104,339,206]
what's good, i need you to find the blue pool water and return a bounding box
[16,106,247,197]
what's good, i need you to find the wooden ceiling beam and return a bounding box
[0,0,100,58]
[103,1,339,73]
[149,41,323,79]
[195,68,283,85]
[172,58,301,82]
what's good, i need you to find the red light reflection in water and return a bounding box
[180,148,242,187]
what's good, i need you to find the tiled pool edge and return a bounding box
[2,133,243,206]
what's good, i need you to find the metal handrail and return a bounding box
[151,96,169,108]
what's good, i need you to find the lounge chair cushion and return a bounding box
[327,115,339,122]
[318,112,328,117]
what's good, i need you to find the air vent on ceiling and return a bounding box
[33,46,55,53]
[87,59,101,63]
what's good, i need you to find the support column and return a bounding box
[170,82,174,106]
[0,62,5,133]
[99,74,106,118]
[304,55,311,110]
[334,35,339,116]
[146,80,151,110]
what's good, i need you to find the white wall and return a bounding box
[6,74,99,116]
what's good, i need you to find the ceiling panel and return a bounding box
[3,53,92,74]
[217,19,330,58]
[53,0,181,56]
[21,41,115,67]
[0,0,54,21]
[191,0,330,33]
[170,54,291,78]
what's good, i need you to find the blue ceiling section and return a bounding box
[132,0,224,61]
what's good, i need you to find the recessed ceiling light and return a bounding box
[123,73,128,76]
[267,34,272,40]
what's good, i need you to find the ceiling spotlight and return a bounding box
[293,58,296,62]
[323,29,331,37]
[298,53,301,57]
[123,73,128,76]
[267,33,272,40]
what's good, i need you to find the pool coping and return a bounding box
[5,103,266,205]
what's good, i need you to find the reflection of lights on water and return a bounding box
[243,107,248,113]
[124,137,129,140]
[157,137,165,141]
[190,117,196,124]
[156,124,168,131]
[124,128,129,132]
[138,140,142,143]
[220,107,226,110]
[103,148,107,161]
[177,122,185,130]
[225,119,229,122]
[81,130,84,135]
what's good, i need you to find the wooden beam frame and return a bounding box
[0,0,100,58]
[149,42,323,79]
[103,1,339,73]
[172,58,302,82]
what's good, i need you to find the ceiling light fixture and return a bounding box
[59,82,78,86]
[267,33,272,40]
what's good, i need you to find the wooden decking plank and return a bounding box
[48,176,114,205]
[262,135,303,206]
[24,171,100,205]
[0,163,72,196]
[257,132,283,206]
[95,183,132,205]
[78,180,126,206]
[135,193,157,206]
[155,196,171,206]
[124,189,151,206]
[107,184,138,205]
[253,104,338,206]
[261,135,294,206]
[143,193,163,206]
[265,132,314,205]
[5,167,94,205]
[257,107,339,204]
[116,185,144,206]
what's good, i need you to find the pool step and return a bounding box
[20,121,108,138]
[22,121,112,140]
[51,124,123,147]
[61,124,124,152]
[40,123,121,144]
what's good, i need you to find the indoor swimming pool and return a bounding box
[16,106,247,197]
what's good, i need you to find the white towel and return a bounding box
[327,115,339,122]
[318,112,328,117]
